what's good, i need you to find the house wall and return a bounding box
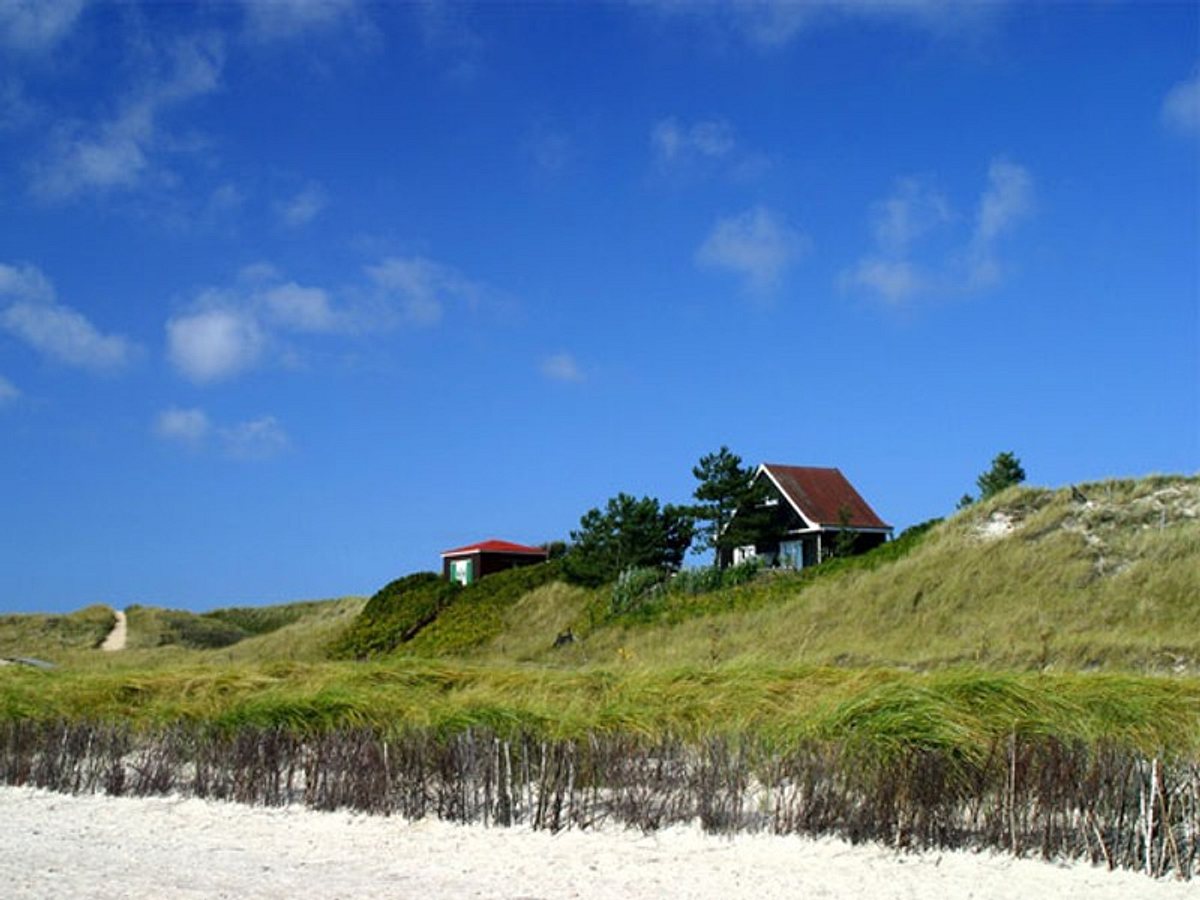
[477,552,546,578]
[443,551,547,584]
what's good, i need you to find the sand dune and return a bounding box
[0,786,1192,899]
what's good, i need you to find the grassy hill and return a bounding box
[322,476,1197,674]
[1,475,1197,873]
[0,605,115,659]
[535,476,1200,673]
[5,475,1195,675]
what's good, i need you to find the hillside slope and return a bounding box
[534,476,1199,672]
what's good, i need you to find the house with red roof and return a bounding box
[441,539,549,585]
[725,464,892,569]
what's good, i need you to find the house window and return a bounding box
[779,540,804,569]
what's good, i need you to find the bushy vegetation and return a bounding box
[329,572,459,659]
[399,562,563,657]
[2,474,1198,876]
[0,605,115,657]
[331,563,563,660]
[202,600,338,637]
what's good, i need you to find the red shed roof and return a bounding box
[440,539,549,558]
[759,464,891,530]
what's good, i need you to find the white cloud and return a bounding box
[0,77,36,131]
[277,183,326,227]
[974,159,1033,244]
[844,158,1035,304]
[260,282,337,332]
[0,262,136,371]
[32,34,224,200]
[242,0,362,41]
[220,415,289,460]
[541,352,584,383]
[367,255,480,325]
[1162,69,1200,136]
[0,0,85,53]
[166,257,492,383]
[642,0,994,49]
[842,258,924,305]
[154,406,289,461]
[0,373,19,405]
[696,206,809,295]
[153,406,211,445]
[652,117,735,166]
[166,306,264,383]
[0,261,54,303]
[870,177,952,254]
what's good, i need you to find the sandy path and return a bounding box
[99,609,126,652]
[0,787,1192,899]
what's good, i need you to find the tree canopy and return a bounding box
[690,446,790,567]
[562,493,695,586]
[960,451,1027,507]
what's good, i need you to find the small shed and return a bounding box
[441,539,549,586]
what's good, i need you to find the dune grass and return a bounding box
[0,605,115,658]
[2,657,1196,762]
[2,478,1198,874]
[539,478,1200,672]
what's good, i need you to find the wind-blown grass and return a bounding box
[0,605,115,658]
[544,478,1200,672]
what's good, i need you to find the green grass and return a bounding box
[0,605,115,658]
[2,474,1197,779]
[1,658,1195,758]
[541,477,1200,672]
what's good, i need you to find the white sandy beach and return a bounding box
[0,786,1191,899]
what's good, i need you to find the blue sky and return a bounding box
[1,1,1197,613]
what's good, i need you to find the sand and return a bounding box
[0,787,1193,899]
[99,609,127,652]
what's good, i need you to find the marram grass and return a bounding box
[2,660,1197,757]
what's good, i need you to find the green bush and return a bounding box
[329,573,460,659]
[670,566,725,596]
[611,567,667,616]
[401,562,563,657]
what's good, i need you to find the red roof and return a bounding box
[440,539,549,558]
[760,464,891,530]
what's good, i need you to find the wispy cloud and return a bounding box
[277,182,327,227]
[241,0,365,41]
[641,0,996,50]
[652,117,735,166]
[650,116,769,181]
[0,0,86,54]
[153,406,211,445]
[0,373,19,406]
[154,406,289,460]
[259,282,338,332]
[31,33,224,200]
[0,261,137,371]
[220,415,290,460]
[366,256,481,326]
[870,176,953,255]
[540,352,584,383]
[166,255,493,383]
[967,158,1033,289]
[843,158,1035,304]
[1162,68,1200,137]
[415,0,485,82]
[696,206,810,296]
